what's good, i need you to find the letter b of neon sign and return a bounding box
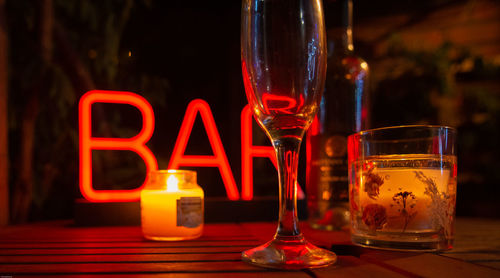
[79,90,158,202]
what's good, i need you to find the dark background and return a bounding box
[3,0,499,223]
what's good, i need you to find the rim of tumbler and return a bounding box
[354,125,457,137]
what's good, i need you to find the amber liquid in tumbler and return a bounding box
[350,154,457,251]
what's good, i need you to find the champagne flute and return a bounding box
[241,0,337,269]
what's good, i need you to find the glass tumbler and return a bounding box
[348,125,457,251]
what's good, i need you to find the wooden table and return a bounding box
[0,218,499,277]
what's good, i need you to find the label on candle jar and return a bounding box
[176,197,203,228]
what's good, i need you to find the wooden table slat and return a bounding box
[442,252,500,269]
[0,261,288,274]
[311,256,409,278]
[0,256,414,277]
[361,251,500,278]
[33,273,312,278]
[0,240,260,249]
[0,222,253,239]
[0,253,242,263]
[0,246,249,255]
[0,237,253,244]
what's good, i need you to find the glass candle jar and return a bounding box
[141,170,204,241]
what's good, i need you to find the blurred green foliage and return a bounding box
[7,0,169,220]
[370,37,500,217]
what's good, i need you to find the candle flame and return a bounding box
[167,175,179,192]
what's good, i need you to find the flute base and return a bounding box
[242,235,337,270]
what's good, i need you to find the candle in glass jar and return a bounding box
[141,170,204,241]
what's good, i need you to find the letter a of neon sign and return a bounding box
[168,99,240,200]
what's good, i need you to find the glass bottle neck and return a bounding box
[328,27,353,57]
[326,0,353,57]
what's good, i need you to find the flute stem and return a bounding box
[273,136,302,239]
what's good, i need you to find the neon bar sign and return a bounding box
[79,90,304,202]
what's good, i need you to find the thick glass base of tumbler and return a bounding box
[242,235,337,270]
[351,234,453,252]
